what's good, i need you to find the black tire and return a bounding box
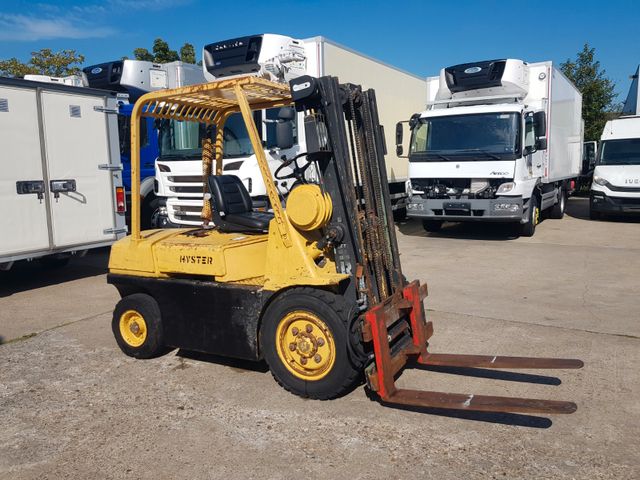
[422,220,443,232]
[520,195,540,237]
[549,187,566,219]
[142,195,162,230]
[112,293,170,359]
[393,207,407,222]
[260,287,363,400]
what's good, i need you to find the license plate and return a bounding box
[444,202,471,211]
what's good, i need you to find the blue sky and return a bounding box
[0,0,637,99]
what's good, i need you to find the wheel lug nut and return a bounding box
[305,324,313,333]
[288,343,296,351]
[317,338,325,347]
[300,357,308,365]
[291,327,299,335]
[314,354,322,363]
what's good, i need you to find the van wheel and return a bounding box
[260,288,362,400]
[422,220,443,232]
[520,195,540,237]
[112,293,171,359]
[549,187,566,219]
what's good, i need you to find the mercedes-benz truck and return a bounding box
[400,59,582,236]
[590,66,640,219]
[154,34,426,227]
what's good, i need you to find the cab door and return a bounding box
[0,86,51,257]
[40,91,118,248]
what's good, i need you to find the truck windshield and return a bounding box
[157,109,283,160]
[598,139,640,165]
[409,112,521,161]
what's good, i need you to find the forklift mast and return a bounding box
[290,75,403,306]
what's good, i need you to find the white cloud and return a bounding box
[0,13,116,41]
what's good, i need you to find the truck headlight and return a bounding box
[593,176,608,187]
[497,182,515,194]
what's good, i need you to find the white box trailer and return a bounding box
[404,59,582,236]
[0,77,126,270]
[156,34,426,227]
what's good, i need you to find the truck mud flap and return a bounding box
[362,280,583,415]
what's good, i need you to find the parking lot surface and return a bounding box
[1,197,639,479]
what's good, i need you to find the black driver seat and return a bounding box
[208,175,274,233]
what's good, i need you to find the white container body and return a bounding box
[0,78,125,266]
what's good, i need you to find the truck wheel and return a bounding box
[112,293,170,359]
[422,220,443,232]
[142,196,162,230]
[520,195,540,237]
[549,187,567,219]
[260,287,363,400]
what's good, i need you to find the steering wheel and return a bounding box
[274,152,312,183]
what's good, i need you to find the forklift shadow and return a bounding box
[368,391,553,429]
[396,218,519,241]
[0,248,110,298]
[176,349,270,373]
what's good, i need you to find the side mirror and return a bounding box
[276,121,294,150]
[535,137,547,150]
[395,122,404,156]
[524,145,536,156]
[533,111,546,138]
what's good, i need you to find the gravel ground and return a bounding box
[1,197,638,479]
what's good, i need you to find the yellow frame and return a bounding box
[129,76,293,242]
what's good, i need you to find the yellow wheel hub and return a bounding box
[534,206,540,225]
[119,310,148,347]
[275,311,336,381]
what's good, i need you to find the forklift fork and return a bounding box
[363,280,583,415]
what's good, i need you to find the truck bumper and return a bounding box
[590,192,640,214]
[406,196,524,222]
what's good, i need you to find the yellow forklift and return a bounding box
[108,74,582,413]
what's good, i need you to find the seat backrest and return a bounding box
[208,175,253,215]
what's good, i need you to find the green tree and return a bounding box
[561,44,618,141]
[152,38,179,63]
[132,38,198,64]
[180,43,196,64]
[0,49,84,78]
[133,48,154,62]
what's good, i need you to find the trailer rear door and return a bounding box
[40,91,118,248]
[0,86,51,256]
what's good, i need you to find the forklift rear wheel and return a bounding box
[112,293,169,359]
[261,288,362,400]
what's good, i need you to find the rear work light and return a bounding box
[115,186,126,213]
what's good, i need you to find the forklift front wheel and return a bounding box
[112,294,170,359]
[261,288,362,400]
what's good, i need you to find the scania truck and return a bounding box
[154,34,426,227]
[590,65,640,219]
[400,59,583,236]
[82,59,205,227]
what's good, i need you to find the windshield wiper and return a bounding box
[458,149,502,160]
[424,152,451,161]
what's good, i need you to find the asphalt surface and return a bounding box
[1,196,639,479]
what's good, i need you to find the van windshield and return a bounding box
[599,139,640,165]
[409,112,521,161]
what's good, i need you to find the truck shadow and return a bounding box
[396,217,519,241]
[565,196,640,223]
[0,248,110,298]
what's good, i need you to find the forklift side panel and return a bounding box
[108,274,272,360]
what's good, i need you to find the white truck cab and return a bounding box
[402,59,583,236]
[590,116,640,218]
